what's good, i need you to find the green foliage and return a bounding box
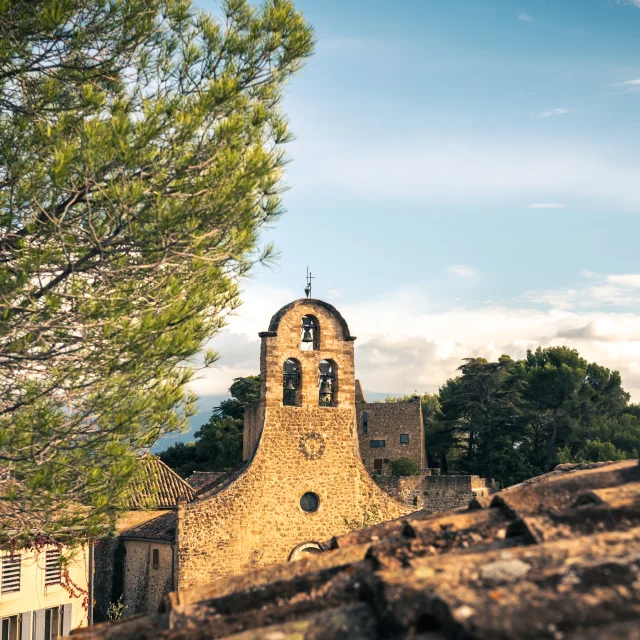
[159,375,259,476]
[390,457,420,477]
[107,595,126,621]
[0,0,313,545]
[422,347,638,488]
[557,439,629,464]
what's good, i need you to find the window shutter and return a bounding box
[62,604,72,636]
[45,548,62,585]
[1,554,21,593]
[33,610,45,640]
[20,612,31,640]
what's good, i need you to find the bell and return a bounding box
[284,376,295,390]
[318,360,331,376]
[301,327,314,343]
[319,378,332,396]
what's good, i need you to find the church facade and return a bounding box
[105,298,409,613]
[175,298,409,590]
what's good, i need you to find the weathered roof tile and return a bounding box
[125,455,195,509]
[73,460,640,639]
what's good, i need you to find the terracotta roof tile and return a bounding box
[120,511,176,543]
[73,459,640,640]
[185,471,225,495]
[125,455,195,509]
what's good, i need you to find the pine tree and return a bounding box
[0,0,313,545]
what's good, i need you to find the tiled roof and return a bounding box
[194,461,249,500]
[125,455,195,509]
[119,511,176,543]
[186,471,225,495]
[73,459,640,640]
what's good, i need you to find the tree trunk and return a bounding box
[440,452,449,475]
[545,409,559,471]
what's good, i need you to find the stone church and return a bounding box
[175,297,409,590]
[99,297,411,615]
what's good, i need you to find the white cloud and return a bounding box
[286,133,640,209]
[607,274,640,288]
[620,0,640,8]
[517,12,533,21]
[536,108,571,118]
[190,275,640,405]
[528,203,565,209]
[613,78,640,92]
[448,265,477,278]
[524,272,640,310]
[328,289,342,298]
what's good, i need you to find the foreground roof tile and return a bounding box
[74,460,640,639]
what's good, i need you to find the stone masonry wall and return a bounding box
[177,299,409,590]
[242,401,264,461]
[375,474,494,512]
[93,509,167,620]
[122,540,173,616]
[356,401,425,473]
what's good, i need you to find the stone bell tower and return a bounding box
[176,298,408,591]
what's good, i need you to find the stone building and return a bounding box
[98,298,408,615]
[353,384,494,510]
[175,298,408,590]
[355,385,425,474]
[93,455,200,620]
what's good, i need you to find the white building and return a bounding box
[0,544,90,639]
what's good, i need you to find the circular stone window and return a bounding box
[300,491,320,513]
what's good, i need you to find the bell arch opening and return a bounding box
[301,315,319,351]
[283,358,302,406]
[318,359,337,406]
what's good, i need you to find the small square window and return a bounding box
[400,434,409,444]
[370,439,386,448]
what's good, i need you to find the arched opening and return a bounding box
[300,315,319,351]
[318,359,337,406]
[288,541,323,561]
[283,358,302,406]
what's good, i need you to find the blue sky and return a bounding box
[156,0,640,448]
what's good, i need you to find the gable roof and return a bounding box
[120,511,177,543]
[125,455,195,509]
[185,471,226,495]
[76,459,640,639]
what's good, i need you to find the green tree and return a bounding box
[390,457,420,477]
[425,347,635,486]
[523,347,629,471]
[438,356,527,484]
[557,439,628,464]
[0,0,313,546]
[159,375,259,476]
